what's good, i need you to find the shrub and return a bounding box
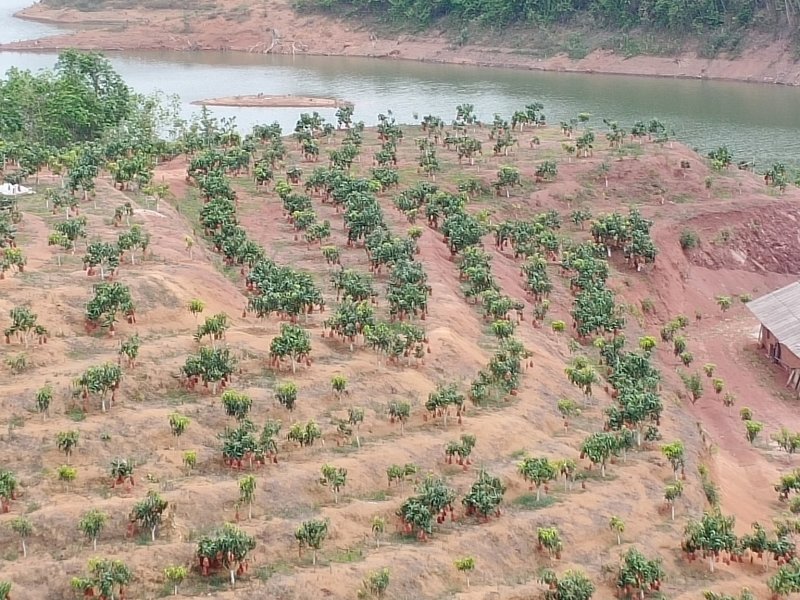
[679,229,699,250]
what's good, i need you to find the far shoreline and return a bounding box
[4,2,800,88]
[191,95,354,109]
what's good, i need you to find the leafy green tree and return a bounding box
[238,474,256,520]
[494,165,522,198]
[187,298,205,322]
[580,432,618,477]
[72,558,132,600]
[58,465,77,489]
[221,390,252,421]
[769,559,800,598]
[270,324,312,374]
[537,527,563,559]
[130,490,168,542]
[665,481,683,521]
[348,406,365,448]
[0,469,18,513]
[716,295,733,312]
[73,362,123,412]
[773,428,800,454]
[518,457,556,501]
[454,557,475,588]
[319,464,348,503]
[539,569,595,600]
[164,565,188,596]
[183,450,197,470]
[275,382,298,411]
[371,516,386,548]
[331,374,347,400]
[610,516,625,545]
[744,420,764,444]
[79,508,108,551]
[462,469,505,521]
[118,333,140,368]
[682,509,737,572]
[10,516,32,557]
[56,430,79,463]
[85,282,135,334]
[360,568,390,598]
[426,382,465,428]
[615,547,665,598]
[196,523,256,585]
[295,519,329,565]
[661,441,685,480]
[168,412,189,443]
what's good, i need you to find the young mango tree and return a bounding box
[610,516,625,545]
[0,470,18,513]
[580,432,619,477]
[462,469,505,522]
[388,400,411,434]
[35,384,53,420]
[118,333,140,368]
[275,381,298,411]
[73,362,123,412]
[494,165,522,198]
[56,430,79,463]
[661,440,685,480]
[221,390,252,421]
[295,519,329,566]
[319,464,348,504]
[454,557,475,589]
[238,474,256,520]
[196,523,256,585]
[164,565,188,596]
[72,558,132,600]
[425,382,466,429]
[10,516,32,557]
[665,481,684,521]
[682,510,738,572]
[130,490,168,542]
[539,569,595,600]
[269,324,312,374]
[348,406,364,448]
[537,526,563,559]
[616,547,665,598]
[168,413,189,445]
[85,282,135,335]
[79,508,108,551]
[518,457,556,501]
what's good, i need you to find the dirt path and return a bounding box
[4,0,800,86]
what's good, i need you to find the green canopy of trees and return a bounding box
[305,0,782,31]
[0,50,132,147]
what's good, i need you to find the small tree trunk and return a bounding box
[312,550,317,566]
[21,539,26,557]
[671,504,675,521]
[230,569,236,585]
[151,525,157,542]
[174,585,179,596]
[617,533,621,545]
[601,463,606,478]
[536,487,541,502]
[709,555,715,573]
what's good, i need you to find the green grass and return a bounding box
[254,561,293,582]
[67,406,87,422]
[512,493,558,510]
[328,545,365,564]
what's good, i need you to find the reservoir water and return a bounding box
[2,0,799,166]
